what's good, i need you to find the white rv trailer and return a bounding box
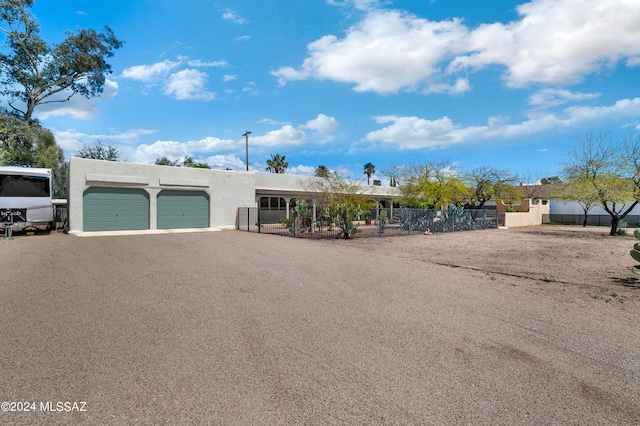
[0,167,54,231]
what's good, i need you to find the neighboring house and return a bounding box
[549,200,640,226]
[67,158,399,235]
[516,183,640,226]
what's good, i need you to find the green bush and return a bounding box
[279,217,293,228]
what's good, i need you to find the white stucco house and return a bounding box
[549,200,640,226]
[67,158,400,235]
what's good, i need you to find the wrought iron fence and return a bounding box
[237,206,498,239]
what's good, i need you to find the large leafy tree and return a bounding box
[266,153,288,174]
[398,160,467,209]
[558,179,599,227]
[562,131,640,236]
[463,165,519,209]
[0,108,65,196]
[0,0,123,122]
[77,141,121,161]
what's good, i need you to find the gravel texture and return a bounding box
[1,225,639,425]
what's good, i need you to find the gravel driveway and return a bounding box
[1,228,639,424]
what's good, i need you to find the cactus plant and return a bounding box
[631,229,640,274]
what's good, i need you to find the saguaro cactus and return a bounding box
[630,230,640,274]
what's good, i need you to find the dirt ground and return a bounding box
[0,225,639,424]
[340,224,640,306]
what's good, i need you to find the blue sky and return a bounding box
[22,0,640,184]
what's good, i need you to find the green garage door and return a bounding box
[157,190,210,229]
[83,187,150,231]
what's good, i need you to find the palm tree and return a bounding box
[363,162,375,185]
[266,153,289,173]
[315,165,329,178]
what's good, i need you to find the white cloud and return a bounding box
[449,0,640,87]
[223,74,237,82]
[36,79,119,120]
[187,59,229,67]
[241,81,258,95]
[203,154,246,170]
[163,69,215,101]
[272,10,467,94]
[422,78,471,95]
[302,114,340,133]
[259,118,290,126]
[251,125,306,148]
[366,115,461,149]
[53,128,156,156]
[365,97,640,150]
[626,56,640,67]
[326,0,384,11]
[528,88,600,109]
[272,66,308,86]
[129,136,238,164]
[288,164,316,176]
[121,60,180,82]
[222,9,246,24]
[275,0,640,93]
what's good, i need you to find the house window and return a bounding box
[259,197,286,210]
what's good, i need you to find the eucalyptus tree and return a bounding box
[0,0,123,122]
[77,141,121,161]
[266,153,288,173]
[0,108,65,196]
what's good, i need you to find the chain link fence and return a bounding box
[238,206,498,239]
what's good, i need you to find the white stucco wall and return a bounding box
[550,200,640,215]
[504,201,550,227]
[68,158,400,234]
[68,158,257,234]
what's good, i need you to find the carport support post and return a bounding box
[312,204,317,236]
[285,197,292,219]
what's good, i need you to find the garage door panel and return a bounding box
[83,187,150,231]
[157,190,209,229]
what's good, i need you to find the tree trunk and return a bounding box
[582,215,588,227]
[609,216,619,236]
[602,200,638,236]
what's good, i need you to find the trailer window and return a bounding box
[0,174,50,197]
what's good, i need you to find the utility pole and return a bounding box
[242,130,252,171]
